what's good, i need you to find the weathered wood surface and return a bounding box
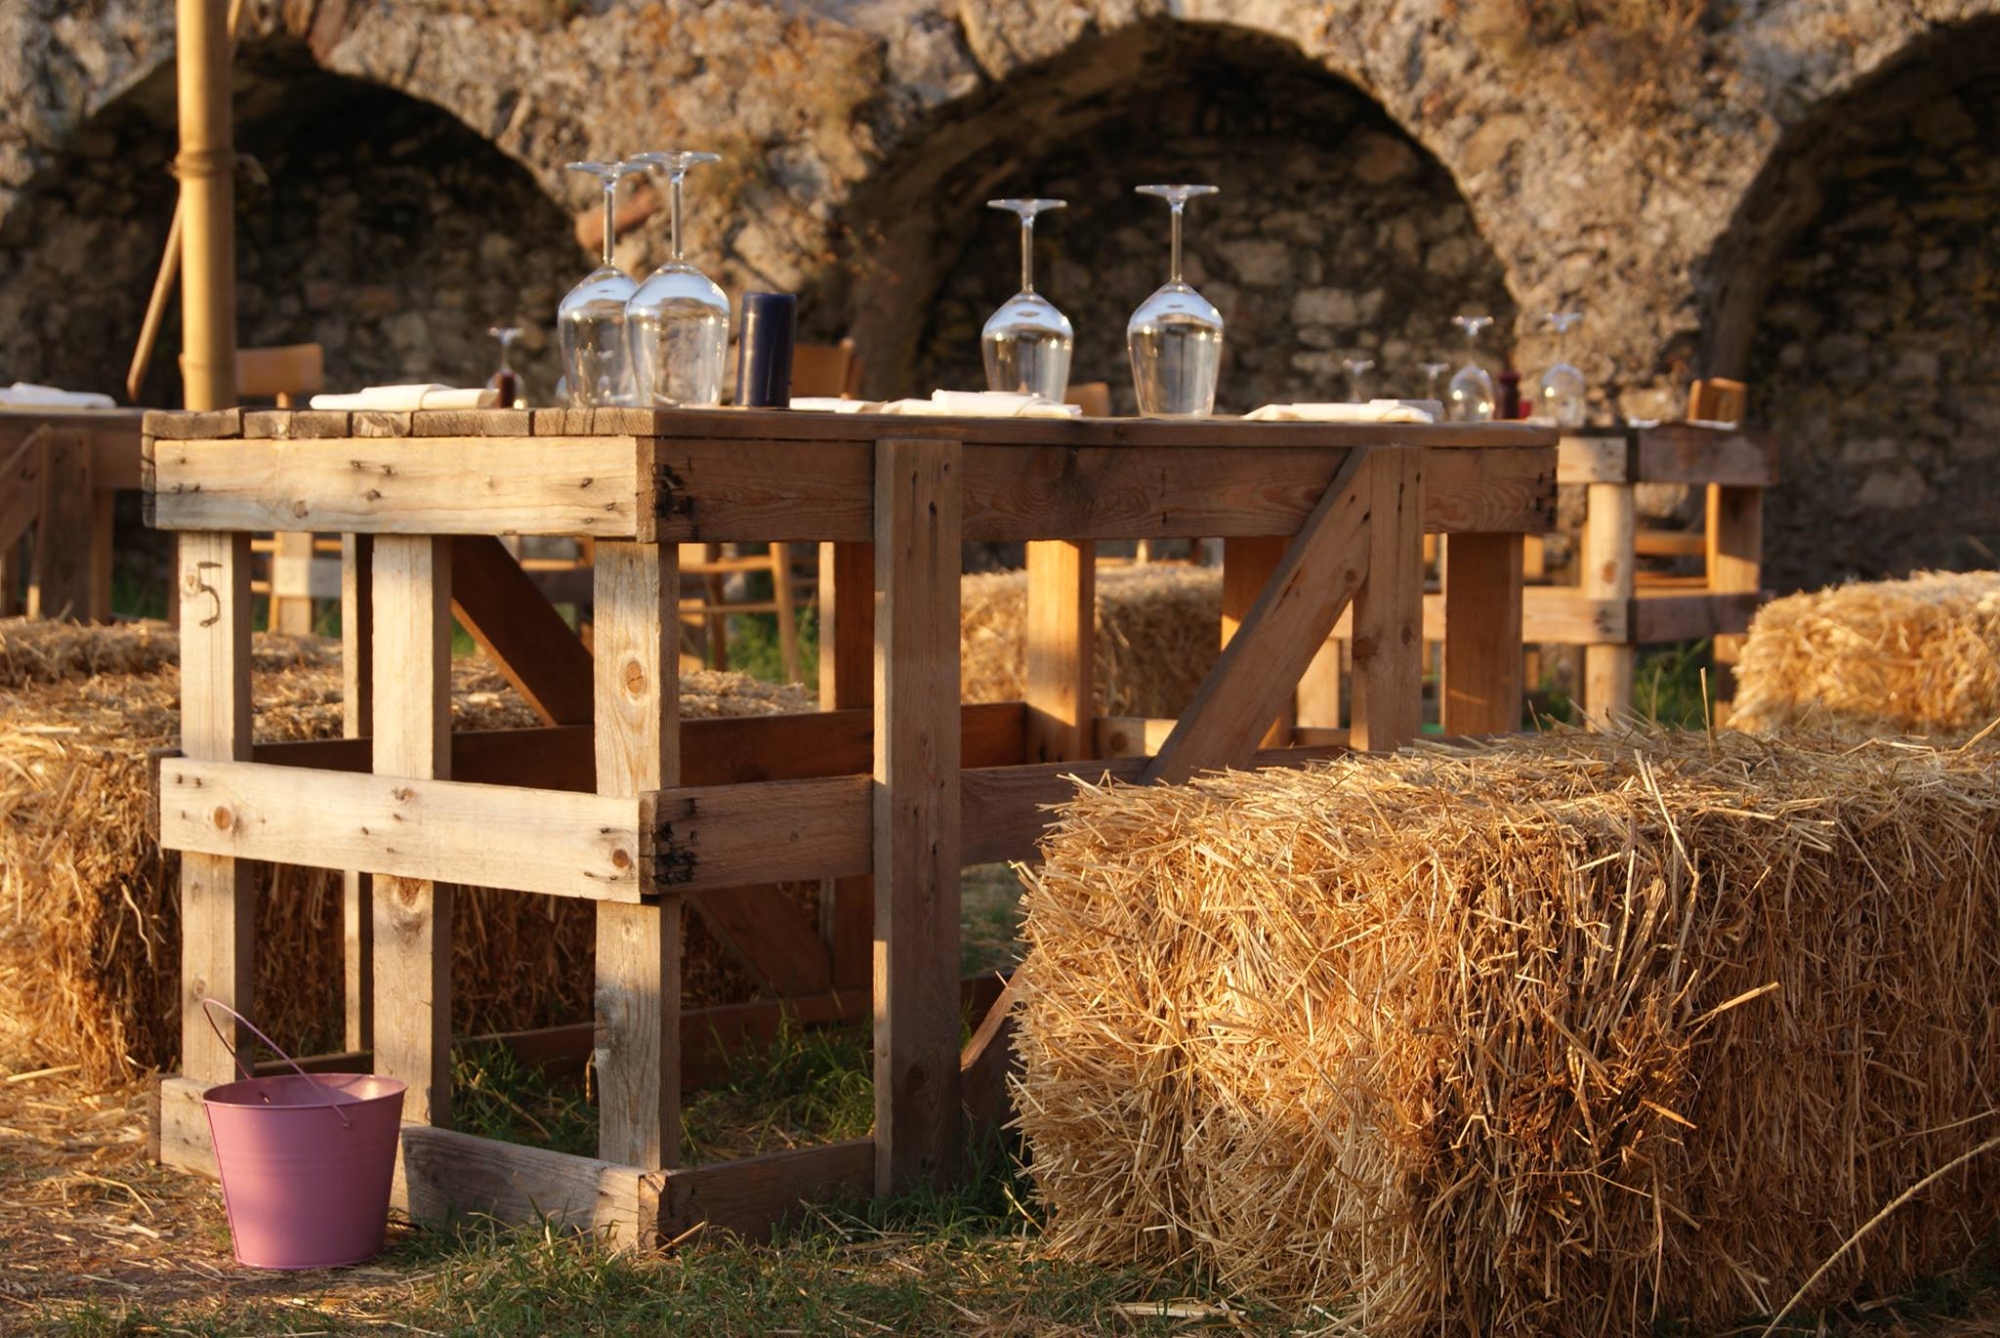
[1348,447,1425,753]
[449,534,595,727]
[645,777,872,891]
[1442,533,1526,735]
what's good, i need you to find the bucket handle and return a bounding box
[200,998,354,1130]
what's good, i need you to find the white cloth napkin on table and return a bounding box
[877,390,1081,419]
[308,384,500,411]
[790,397,876,413]
[0,382,117,410]
[1243,399,1434,424]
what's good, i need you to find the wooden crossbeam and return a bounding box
[644,776,873,892]
[0,429,46,556]
[448,534,595,727]
[1145,449,1375,785]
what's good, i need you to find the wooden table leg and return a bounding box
[874,437,962,1196]
[177,531,253,1084]
[1442,533,1526,735]
[30,430,93,621]
[1350,447,1425,751]
[1706,483,1762,715]
[1582,481,1636,725]
[341,535,374,1054]
[594,540,682,1171]
[371,535,454,1128]
[1024,539,1094,764]
[820,540,874,993]
[90,489,115,621]
[1223,537,1292,746]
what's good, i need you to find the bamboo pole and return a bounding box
[173,0,237,410]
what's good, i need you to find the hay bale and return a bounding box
[0,620,815,1086]
[1733,570,2000,736]
[1016,729,2000,1333]
[961,564,1221,717]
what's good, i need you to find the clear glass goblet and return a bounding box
[559,161,641,408]
[1419,361,1450,404]
[487,325,525,409]
[982,199,1073,400]
[626,150,729,408]
[1342,355,1376,404]
[1533,311,1587,428]
[1127,184,1224,418]
[1447,315,1496,423]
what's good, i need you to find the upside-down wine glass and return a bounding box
[1342,355,1376,404]
[982,198,1073,400]
[1534,311,1587,428]
[1127,184,1224,418]
[627,150,729,407]
[487,325,525,408]
[1419,360,1450,405]
[1447,315,1496,422]
[558,161,641,408]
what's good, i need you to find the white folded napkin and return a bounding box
[308,384,500,411]
[877,390,1081,419]
[0,382,118,410]
[790,397,878,414]
[1243,399,1435,424]
[1687,417,1740,431]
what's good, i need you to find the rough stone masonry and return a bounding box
[1,0,1995,590]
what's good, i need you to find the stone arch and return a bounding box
[1698,14,2000,590]
[835,19,1515,410]
[0,37,582,406]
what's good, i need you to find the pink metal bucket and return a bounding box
[199,1001,406,1269]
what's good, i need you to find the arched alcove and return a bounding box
[836,21,1515,410]
[0,43,582,406]
[1702,17,2000,591]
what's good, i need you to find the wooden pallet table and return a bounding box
[144,406,1555,1244]
[0,408,146,620]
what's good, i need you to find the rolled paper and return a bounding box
[735,292,798,408]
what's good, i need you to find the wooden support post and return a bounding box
[1582,481,1636,725]
[449,534,595,727]
[341,534,373,1053]
[1295,637,1344,733]
[30,432,94,621]
[1349,447,1425,752]
[1222,536,1293,746]
[819,539,874,992]
[770,542,798,684]
[1023,539,1094,764]
[268,531,316,634]
[371,535,453,1127]
[1441,533,1525,735]
[593,540,682,1173]
[873,437,963,1196]
[177,531,253,1084]
[90,488,116,621]
[1706,483,1762,711]
[174,0,236,411]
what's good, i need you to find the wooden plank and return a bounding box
[659,1139,874,1240]
[244,409,352,440]
[645,776,872,891]
[1441,532,1525,735]
[593,540,683,1172]
[647,438,1554,543]
[410,408,536,437]
[89,429,143,491]
[960,976,1019,1155]
[156,1075,218,1178]
[342,533,374,1054]
[1093,715,1178,759]
[30,430,93,620]
[0,430,43,557]
[176,531,253,1086]
[267,530,317,633]
[1637,425,1778,487]
[400,1124,654,1244]
[1223,537,1292,746]
[143,407,242,439]
[159,760,643,900]
[1350,448,1424,752]
[372,534,454,1128]
[148,435,641,536]
[1706,483,1763,702]
[820,538,876,993]
[693,887,834,997]
[352,411,414,439]
[1557,431,1635,485]
[874,437,963,1195]
[448,534,595,727]
[89,487,115,621]
[1146,451,1373,785]
[1631,589,1762,643]
[1023,539,1094,763]
[1582,482,1637,724]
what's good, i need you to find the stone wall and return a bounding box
[1749,69,2000,590]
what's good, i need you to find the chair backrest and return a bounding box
[1065,381,1113,417]
[178,344,326,407]
[794,338,865,398]
[1687,377,1746,425]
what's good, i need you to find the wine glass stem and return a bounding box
[599,180,617,267]
[669,171,685,263]
[1019,216,1035,294]
[1169,204,1184,285]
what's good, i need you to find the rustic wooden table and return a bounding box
[144,405,1555,1243]
[0,407,146,620]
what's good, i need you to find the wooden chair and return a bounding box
[1687,377,1746,425]
[182,345,329,632]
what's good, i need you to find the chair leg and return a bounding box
[770,542,797,683]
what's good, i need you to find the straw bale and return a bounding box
[961,564,1221,717]
[0,620,815,1086]
[1016,728,2000,1333]
[1733,570,2000,737]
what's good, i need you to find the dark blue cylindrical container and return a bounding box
[736,292,798,408]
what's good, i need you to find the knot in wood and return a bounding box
[622,660,647,695]
[210,806,233,832]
